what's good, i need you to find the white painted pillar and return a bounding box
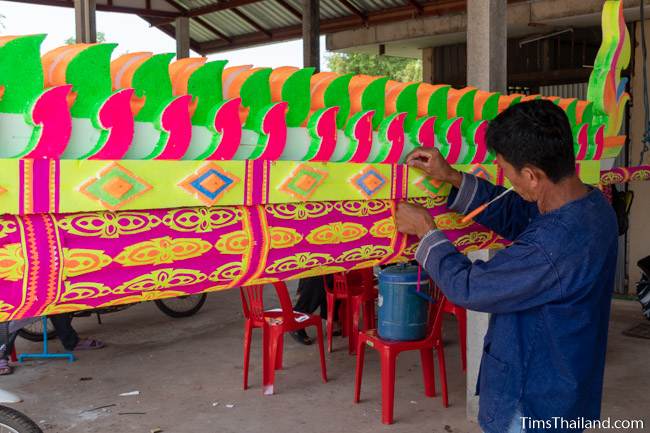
[467,0,507,92]
[465,0,507,422]
[465,249,498,421]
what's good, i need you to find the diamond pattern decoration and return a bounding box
[79,163,152,210]
[179,162,240,206]
[279,164,328,201]
[415,176,444,197]
[350,166,387,199]
[103,177,133,198]
[469,164,492,181]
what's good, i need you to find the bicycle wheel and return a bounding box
[154,294,207,318]
[16,321,57,343]
[0,405,43,433]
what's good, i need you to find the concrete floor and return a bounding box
[2,290,649,433]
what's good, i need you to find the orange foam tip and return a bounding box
[461,203,488,224]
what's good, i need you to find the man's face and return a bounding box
[495,154,539,202]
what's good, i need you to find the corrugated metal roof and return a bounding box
[189,19,215,44]
[187,0,452,54]
[173,0,213,10]
[318,0,360,20]
[9,0,454,54]
[354,0,410,12]
[239,2,301,29]
[204,9,259,37]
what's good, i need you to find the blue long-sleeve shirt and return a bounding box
[415,173,618,433]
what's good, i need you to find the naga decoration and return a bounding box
[0,0,633,321]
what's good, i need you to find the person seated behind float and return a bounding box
[0,314,105,375]
[290,275,340,345]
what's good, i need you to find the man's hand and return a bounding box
[395,202,437,238]
[405,147,462,188]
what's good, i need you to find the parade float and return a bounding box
[0,0,643,321]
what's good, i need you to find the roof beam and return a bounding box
[3,0,180,18]
[142,16,202,54]
[337,0,367,24]
[163,0,232,43]
[194,18,233,43]
[407,0,424,14]
[275,0,302,21]
[186,0,264,18]
[198,0,468,54]
[231,8,271,37]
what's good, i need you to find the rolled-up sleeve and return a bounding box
[415,229,451,266]
[447,172,480,215]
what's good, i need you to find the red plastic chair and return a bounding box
[354,296,449,425]
[444,302,466,371]
[240,282,327,395]
[434,284,467,371]
[324,269,377,354]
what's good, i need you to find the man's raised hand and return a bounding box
[405,147,462,188]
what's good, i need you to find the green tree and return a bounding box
[326,52,422,82]
[65,31,106,44]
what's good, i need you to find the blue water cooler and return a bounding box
[377,264,430,341]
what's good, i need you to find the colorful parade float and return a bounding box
[0,0,645,322]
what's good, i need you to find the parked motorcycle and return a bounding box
[636,255,650,320]
[0,390,42,433]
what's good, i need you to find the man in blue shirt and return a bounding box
[395,100,618,433]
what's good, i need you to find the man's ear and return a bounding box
[520,166,536,183]
[524,166,547,188]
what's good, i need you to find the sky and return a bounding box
[0,0,331,70]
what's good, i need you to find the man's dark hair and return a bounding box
[485,99,576,183]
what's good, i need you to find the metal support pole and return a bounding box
[74,0,97,44]
[18,317,75,363]
[176,16,191,59]
[302,0,320,72]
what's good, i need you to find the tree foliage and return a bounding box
[65,31,106,45]
[326,52,422,82]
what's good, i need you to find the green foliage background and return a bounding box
[326,52,422,82]
[65,32,106,45]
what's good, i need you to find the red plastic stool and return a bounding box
[434,284,467,371]
[348,271,377,354]
[354,296,449,425]
[240,282,327,395]
[9,346,17,363]
[324,269,376,354]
